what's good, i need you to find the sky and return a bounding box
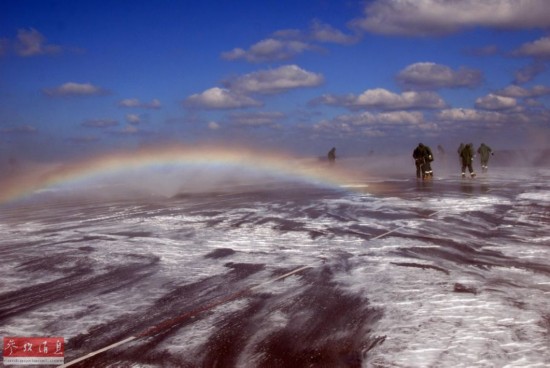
[1,0,550,165]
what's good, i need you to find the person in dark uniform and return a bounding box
[413,143,433,179]
[477,143,493,173]
[457,143,465,156]
[423,143,434,178]
[413,143,425,179]
[460,143,476,178]
[327,147,336,164]
[457,142,465,172]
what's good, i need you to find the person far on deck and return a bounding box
[477,143,493,173]
[459,143,476,178]
[327,147,336,165]
[412,143,434,180]
[457,143,465,159]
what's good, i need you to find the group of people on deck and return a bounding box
[326,143,494,180]
[413,142,494,180]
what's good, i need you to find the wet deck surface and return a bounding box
[1,169,549,367]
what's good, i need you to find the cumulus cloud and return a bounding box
[183,87,262,109]
[43,82,109,97]
[513,62,547,84]
[513,36,550,59]
[524,98,543,107]
[222,21,355,63]
[495,84,550,98]
[464,45,500,57]
[312,110,430,137]
[208,121,220,130]
[126,114,141,124]
[14,28,62,56]
[223,65,324,95]
[437,108,529,125]
[67,136,99,144]
[221,39,314,62]
[312,119,388,138]
[312,88,446,110]
[396,62,483,89]
[82,119,118,128]
[227,111,285,128]
[343,111,426,126]
[351,0,550,36]
[308,20,358,44]
[119,125,139,134]
[475,93,518,110]
[182,65,324,111]
[1,125,37,134]
[118,98,161,109]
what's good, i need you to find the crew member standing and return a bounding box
[457,142,465,172]
[477,143,493,173]
[413,143,433,179]
[423,143,434,178]
[327,147,336,165]
[413,143,425,179]
[460,143,476,178]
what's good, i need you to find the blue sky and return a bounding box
[1,0,549,163]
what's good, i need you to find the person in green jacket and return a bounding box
[460,143,476,178]
[477,143,493,173]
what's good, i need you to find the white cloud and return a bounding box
[183,65,324,109]
[221,39,314,62]
[313,88,446,110]
[495,84,550,98]
[118,98,161,109]
[184,87,262,109]
[82,119,118,128]
[272,29,303,40]
[1,125,37,134]
[312,110,430,137]
[475,93,518,110]
[228,111,285,128]
[126,114,141,124]
[15,28,61,56]
[351,111,426,126]
[464,45,499,57]
[309,20,357,44]
[224,65,324,95]
[120,125,139,134]
[513,62,547,84]
[222,21,355,63]
[437,108,530,125]
[524,98,543,107]
[513,36,550,59]
[438,108,491,122]
[351,0,550,36]
[312,120,355,135]
[43,82,108,97]
[208,121,220,130]
[397,62,483,89]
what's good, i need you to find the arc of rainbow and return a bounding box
[0,145,369,205]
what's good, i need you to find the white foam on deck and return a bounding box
[1,170,549,366]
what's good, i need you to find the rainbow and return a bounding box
[0,144,371,205]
